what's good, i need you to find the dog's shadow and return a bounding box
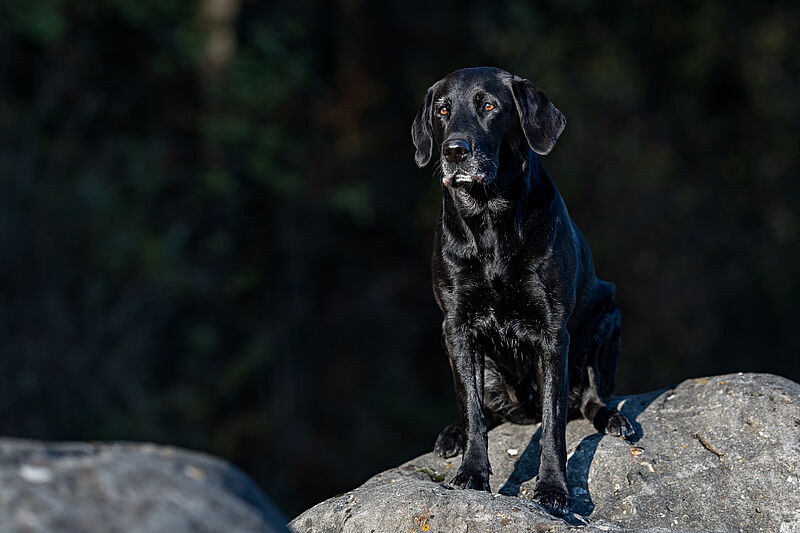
[498,390,663,520]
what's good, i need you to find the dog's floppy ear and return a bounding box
[411,84,436,168]
[510,76,566,155]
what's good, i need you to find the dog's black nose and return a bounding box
[442,139,471,163]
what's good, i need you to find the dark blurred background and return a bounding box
[1,0,799,519]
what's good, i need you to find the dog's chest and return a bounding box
[457,254,550,359]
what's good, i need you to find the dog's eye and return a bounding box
[484,103,495,111]
[438,106,449,116]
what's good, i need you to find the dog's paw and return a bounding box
[450,466,491,492]
[532,478,570,516]
[434,424,464,458]
[604,412,634,441]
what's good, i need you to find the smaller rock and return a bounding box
[0,439,291,533]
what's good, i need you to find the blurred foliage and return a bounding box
[1,0,799,518]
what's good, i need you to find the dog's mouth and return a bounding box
[442,171,488,188]
[441,153,496,188]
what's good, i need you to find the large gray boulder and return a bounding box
[290,373,800,533]
[0,439,290,533]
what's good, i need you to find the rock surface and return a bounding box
[290,373,800,533]
[0,439,290,533]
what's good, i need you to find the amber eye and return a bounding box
[484,103,495,111]
[438,106,448,116]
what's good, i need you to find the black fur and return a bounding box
[412,67,633,516]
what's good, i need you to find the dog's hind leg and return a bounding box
[434,411,502,458]
[434,423,464,458]
[579,298,634,440]
[581,368,634,439]
[434,390,503,458]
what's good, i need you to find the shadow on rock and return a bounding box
[498,426,541,498]
[499,388,666,518]
[567,389,666,516]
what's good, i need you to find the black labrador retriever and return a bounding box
[412,67,633,515]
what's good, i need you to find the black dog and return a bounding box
[412,67,633,515]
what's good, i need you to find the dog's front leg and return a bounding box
[445,322,491,491]
[532,329,570,514]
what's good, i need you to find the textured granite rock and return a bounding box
[0,439,290,533]
[290,373,800,533]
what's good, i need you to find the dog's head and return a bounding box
[412,67,565,188]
